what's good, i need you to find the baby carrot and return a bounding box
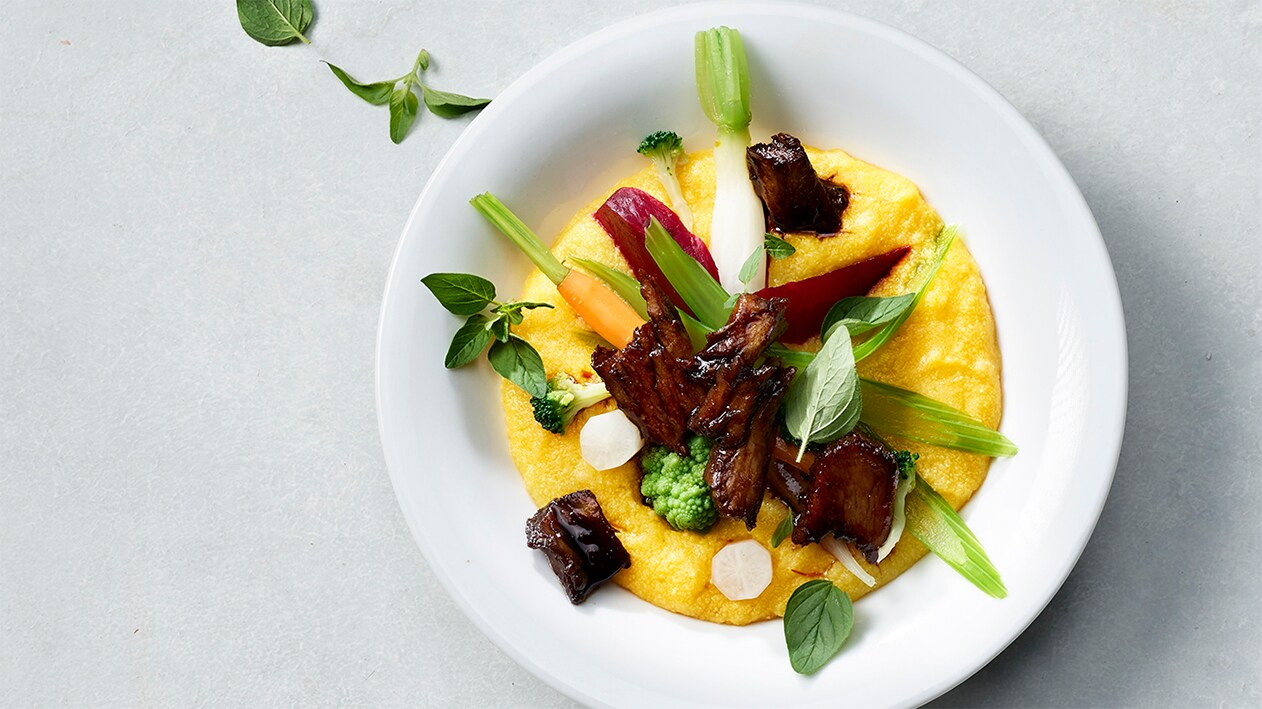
[470,192,644,348]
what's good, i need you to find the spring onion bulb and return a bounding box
[695,27,765,293]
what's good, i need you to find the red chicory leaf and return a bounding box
[593,187,721,315]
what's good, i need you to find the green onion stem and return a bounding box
[470,193,569,286]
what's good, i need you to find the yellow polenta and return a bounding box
[502,147,1002,625]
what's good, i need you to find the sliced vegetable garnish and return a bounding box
[783,579,854,675]
[859,378,1018,457]
[593,187,720,316]
[783,325,862,461]
[851,226,957,361]
[579,409,645,471]
[644,217,731,329]
[711,539,773,601]
[905,474,1007,598]
[695,26,765,292]
[756,246,910,344]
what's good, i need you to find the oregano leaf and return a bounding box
[236,0,313,46]
[324,61,395,105]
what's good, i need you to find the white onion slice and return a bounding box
[875,472,917,562]
[579,410,643,471]
[821,535,876,587]
[710,539,773,601]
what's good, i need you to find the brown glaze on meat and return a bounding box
[686,294,795,527]
[525,490,631,604]
[747,133,849,235]
[703,367,794,527]
[592,282,703,455]
[769,431,899,562]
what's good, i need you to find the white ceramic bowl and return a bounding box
[376,3,1127,706]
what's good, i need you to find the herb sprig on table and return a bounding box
[325,51,491,143]
[236,0,491,143]
[422,273,551,398]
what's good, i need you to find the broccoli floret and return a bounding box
[893,450,919,481]
[530,374,611,434]
[636,130,694,230]
[639,434,718,532]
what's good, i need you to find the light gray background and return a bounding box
[2,1,1259,706]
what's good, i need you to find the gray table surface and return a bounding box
[3,1,1259,706]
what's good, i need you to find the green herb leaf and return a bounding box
[444,314,494,368]
[783,580,853,675]
[389,84,419,144]
[764,233,796,259]
[738,244,763,287]
[822,293,916,340]
[422,87,491,118]
[859,378,1018,457]
[783,325,862,460]
[771,516,793,548]
[489,315,511,342]
[853,225,958,361]
[323,62,395,105]
[487,335,547,398]
[421,273,496,315]
[415,49,430,72]
[644,217,731,329]
[237,0,313,46]
[906,474,1007,598]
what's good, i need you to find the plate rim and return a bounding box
[375,2,1128,706]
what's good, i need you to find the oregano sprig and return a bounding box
[421,273,552,397]
[325,50,491,144]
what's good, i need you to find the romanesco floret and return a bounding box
[639,434,718,532]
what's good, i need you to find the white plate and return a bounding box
[376,3,1127,707]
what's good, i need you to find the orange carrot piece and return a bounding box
[557,269,645,349]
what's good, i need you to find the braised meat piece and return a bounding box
[769,430,899,562]
[525,490,631,604]
[592,281,703,455]
[687,294,795,527]
[704,367,794,527]
[747,133,849,235]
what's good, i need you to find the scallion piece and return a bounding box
[644,217,732,329]
[859,378,1018,457]
[470,193,569,285]
[906,474,1007,598]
